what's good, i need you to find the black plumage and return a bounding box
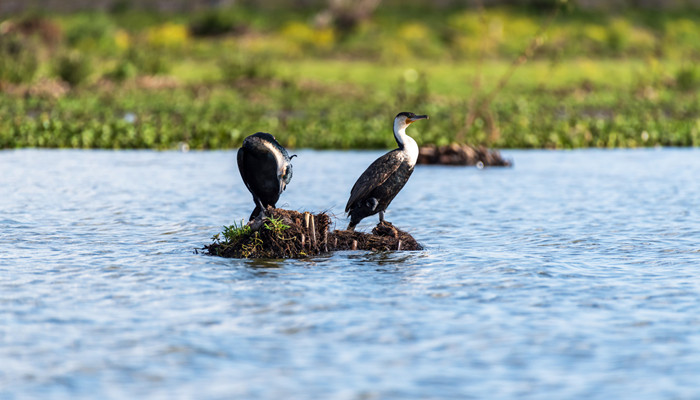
[345,112,428,230]
[237,132,294,221]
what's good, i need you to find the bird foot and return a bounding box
[247,211,268,231]
[373,220,399,238]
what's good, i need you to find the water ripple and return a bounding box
[1,148,700,399]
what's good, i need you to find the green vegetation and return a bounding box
[1,5,700,149]
[220,221,252,242]
[211,220,263,259]
[264,216,291,235]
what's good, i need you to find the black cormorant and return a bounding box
[237,132,294,221]
[345,112,428,230]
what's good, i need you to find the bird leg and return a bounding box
[379,211,384,222]
[248,212,266,231]
[247,197,269,228]
[255,197,266,214]
[248,204,262,222]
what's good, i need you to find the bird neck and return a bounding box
[393,122,418,166]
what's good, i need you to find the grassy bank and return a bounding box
[1,6,700,149]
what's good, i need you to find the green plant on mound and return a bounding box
[221,221,251,242]
[240,232,264,258]
[211,221,257,258]
[210,218,290,258]
[264,216,290,235]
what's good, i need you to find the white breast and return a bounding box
[403,135,419,166]
[394,125,419,166]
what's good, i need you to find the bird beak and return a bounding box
[407,115,429,124]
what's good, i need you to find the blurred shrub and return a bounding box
[396,22,444,58]
[281,22,335,52]
[219,53,274,82]
[55,51,93,86]
[497,15,539,56]
[663,19,700,57]
[65,13,116,52]
[337,22,383,59]
[447,11,501,57]
[623,24,657,56]
[447,11,487,38]
[581,24,607,54]
[126,47,170,75]
[3,15,63,47]
[114,29,131,50]
[398,22,432,42]
[605,20,629,54]
[0,34,39,83]
[190,10,241,37]
[105,59,137,82]
[675,66,697,91]
[146,23,189,48]
[394,71,430,111]
[234,34,300,58]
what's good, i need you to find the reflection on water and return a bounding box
[243,259,287,269]
[1,148,700,399]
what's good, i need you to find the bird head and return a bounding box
[282,163,293,185]
[394,112,429,131]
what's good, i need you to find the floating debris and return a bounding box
[204,207,422,259]
[417,144,512,167]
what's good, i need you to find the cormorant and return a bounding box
[237,132,294,221]
[345,112,428,230]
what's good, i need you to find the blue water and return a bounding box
[2,148,700,399]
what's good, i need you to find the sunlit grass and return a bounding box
[253,58,679,96]
[2,7,700,150]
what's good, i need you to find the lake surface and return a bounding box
[2,148,700,399]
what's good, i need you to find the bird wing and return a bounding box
[345,150,404,213]
[237,147,253,193]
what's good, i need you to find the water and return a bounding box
[2,148,700,399]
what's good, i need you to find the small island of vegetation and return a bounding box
[204,208,422,259]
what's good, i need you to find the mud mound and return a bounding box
[329,221,422,252]
[205,208,331,259]
[204,208,422,259]
[417,144,512,167]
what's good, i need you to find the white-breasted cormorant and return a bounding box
[345,112,428,230]
[237,132,294,221]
